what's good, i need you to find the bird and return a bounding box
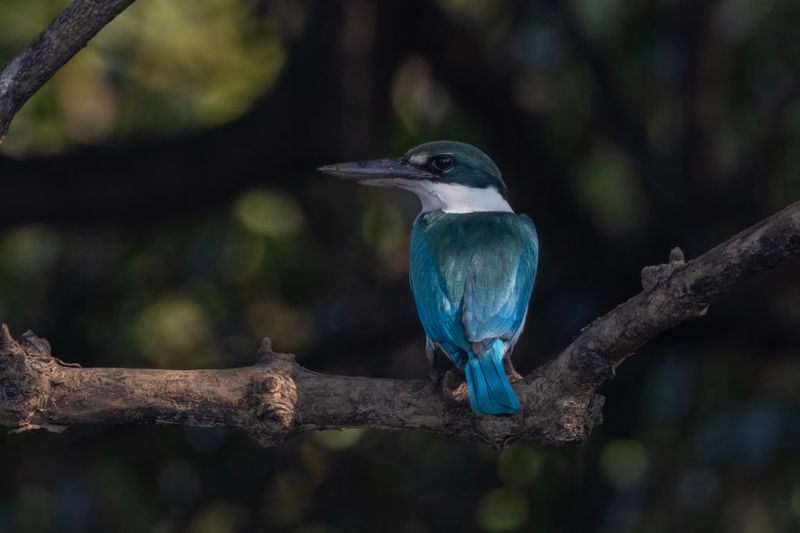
[318,141,539,415]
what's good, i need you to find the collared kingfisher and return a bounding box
[319,141,539,415]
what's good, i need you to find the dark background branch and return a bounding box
[0,0,135,140]
[0,0,345,226]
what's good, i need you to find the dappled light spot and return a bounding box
[0,226,62,277]
[183,427,229,454]
[183,278,225,318]
[126,253,168,287]
[13,485,52,532]
[188,500,248,533]
[245,300,314,351]
[90,460,155,529]
[342,1,376,57]
[360,201,405,255]
[235,190,304,238]
[0,0,57,40]
[509,26,566,72]
[0,0,286,155]
[157,461,202,507]
[220,230,265,284]
[391,56,451,134]
[0,85,72,156]
[57,47,118,144]
[646,101,682,154]
[290,524,342,533]
[722,498,773,533]
[714,0,775,42]
[299,443,329,485]
[477,487,530,531]
[599,439,648,489]
[136,297,218,367]
[787,102,800,139]
[53,476,92,532]
[312,429,366,451]
[435,0,501,21]
[497,442,542,487]
[512,73,552,113]
[571,0,625,37]
[150,519,178,533]
[791,484,800,518]
[693,404,800,465]
[677,468,720,508]
[574,142,646,237]
[359,200,409,277]
[262,471,313,527]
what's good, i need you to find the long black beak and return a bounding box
[317,157,437,182]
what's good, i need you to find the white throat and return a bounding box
[367,179,513,214]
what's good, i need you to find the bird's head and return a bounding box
[318,141,512,214]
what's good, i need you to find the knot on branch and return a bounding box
[530,391,604,446]
[244,339,299,447]
[441,370,470,406]
[0,325,65,432]
[510,369,605,447]
[641,247,687,291]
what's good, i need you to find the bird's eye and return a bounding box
[431,155,455,172]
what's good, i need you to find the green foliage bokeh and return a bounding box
[1,0,800,532]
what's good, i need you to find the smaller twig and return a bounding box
[641,247,687,291]
[0,0,135,140]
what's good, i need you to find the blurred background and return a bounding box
[1,0,799,531]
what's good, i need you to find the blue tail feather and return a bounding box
[463,341,519,415]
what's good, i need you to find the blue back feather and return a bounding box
[409,211,538,414]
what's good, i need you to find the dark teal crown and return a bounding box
[404,141,507,197]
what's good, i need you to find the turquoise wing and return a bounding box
[461,215,538,346]
[409,212,538,363]
[409,218,467,365]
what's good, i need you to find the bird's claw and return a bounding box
[507,370,524,383]
[428,368,444,390]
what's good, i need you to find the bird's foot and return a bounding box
[507,370,524,383]
[503,358,524,382]
[428,368,444,390]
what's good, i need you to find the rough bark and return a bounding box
[0,0,135,141]
[2,202,798,448]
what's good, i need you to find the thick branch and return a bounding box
[0,0,134,140]
[548,201,800,393]
[0,331,601,448]
[1,203,798,447]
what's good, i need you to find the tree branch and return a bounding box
[1,202,798,447]
[0,0,135,141]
